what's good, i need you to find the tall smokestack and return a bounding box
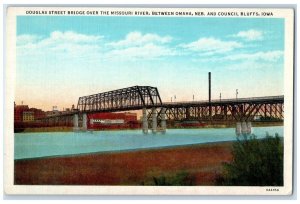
[208,72,211,103]
[208,72,212,120]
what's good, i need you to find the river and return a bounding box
[15,126,283,159]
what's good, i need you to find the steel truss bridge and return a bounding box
[42,86,284,128]
[77,86,162,112]
[162,96,284,122]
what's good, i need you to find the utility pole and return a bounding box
[236,89,238,100]
[220,93,221,102]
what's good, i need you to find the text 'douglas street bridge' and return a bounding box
[43,85,284,134]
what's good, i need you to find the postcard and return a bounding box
[4,7,294,195]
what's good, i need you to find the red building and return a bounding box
[14,104,47,122]
[29,108,46,120]
[88,112,140,130]
[14,104,29,122]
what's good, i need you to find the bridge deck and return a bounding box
[44,95,284,119]
[162,95,284,107]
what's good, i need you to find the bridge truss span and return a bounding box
[77,86,162,112]
[161,95,284,122]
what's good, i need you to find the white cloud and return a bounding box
[232,29,263,41]
[17,31,177,62]
[17,31,103,48]
[49,31,103,43]
[17,30,277,63]
[225,60,282,71]
[105,43,176,60]
[106,31,175,60]
[191,50,283,64]
[181,37,242,55]
[109,31,172,47]
[17,31,104,58]
[223,50,283,62]
[17,34,40,45]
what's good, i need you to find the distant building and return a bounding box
[14,102,46,122]
[14,103,29,122]
[29,108,46,120]
[88,112,139,129]
[45,110,60,117]
[22,111,34,122]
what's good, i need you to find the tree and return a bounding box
[216,133,283,186]
[151,171,195,186]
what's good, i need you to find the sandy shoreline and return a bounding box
[14,141,233,185]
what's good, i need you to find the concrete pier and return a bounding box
[142,108,148,134]
[236,122,241,135]
[236,121,252,135]
[82,113,87,131]
[241,121,247,134]
[73,114,79,131]
[152,107,157,133]
[247,121,252,134]
[160,108,167,133]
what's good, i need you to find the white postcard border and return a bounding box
[4,7,295,195]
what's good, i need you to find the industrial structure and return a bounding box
[88,112,139,130]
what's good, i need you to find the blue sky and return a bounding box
[16,16,284,111]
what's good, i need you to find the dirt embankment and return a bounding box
[15,142,233,185]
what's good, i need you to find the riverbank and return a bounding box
[17,121,283,133]
[14,141,233,185]
[22,126,73,133]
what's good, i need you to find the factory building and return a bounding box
[88,112,140,130]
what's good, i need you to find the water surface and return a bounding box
[15,126,283,159]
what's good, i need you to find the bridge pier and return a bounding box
[241,121,247,134]
[73,114,79,131]
[247,121,252,134]
[142,108,148,134]
[82,113,87,131]
[161,108,167,133]
[236,121,252,136]
[152,107,157,133]
[236,122,242,135]
[142,107,167,134]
